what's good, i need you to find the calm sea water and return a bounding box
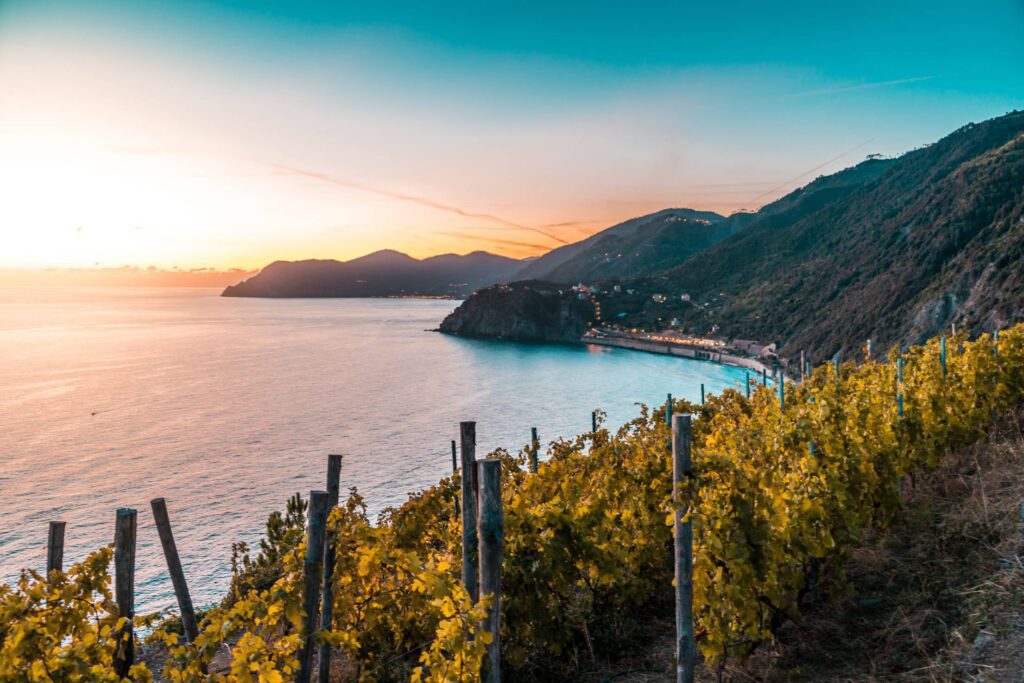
[0,287,748,614]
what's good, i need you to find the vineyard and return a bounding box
[2,325,1023,681]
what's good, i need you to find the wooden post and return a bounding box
[298,491,329,683]
[800,350,806,383]
[317,455,343,683]
[46,521,66,576]
[591,410,598,433]
[700,383,705,405]
[150,499,199,643]
[529,427,539,474]
[451,440,458,474]
[477,459,504,683]
[113,508,137,678]
[473,460,481,506]
[460,422,479,602]
[672,415,696,683]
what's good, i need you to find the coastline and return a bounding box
[437,326,779,379]
[581,334,776,378]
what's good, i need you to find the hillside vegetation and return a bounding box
[3,324,1023,681]
[657,111,1024,360]
[514,208,729,284]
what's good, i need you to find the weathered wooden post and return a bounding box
[451,440,462,518]
[460,422,479,602]
[672,414,696,683]
[150,499,199,643]
[700,383,705,405]
[529,427,539,474]
[317,455,343,683]
[477,458,504,683]
[298,490,329,683]
[113,508,137,678]
[46,521,66,576]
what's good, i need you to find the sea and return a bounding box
[0,287,750,614]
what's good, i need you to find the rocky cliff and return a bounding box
[439,283,595,343]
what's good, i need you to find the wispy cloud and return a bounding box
[786,76,934,99]
[742,138,875,209]
[436,231,553,252]
[270,164,570,245]
[109,145,578,246]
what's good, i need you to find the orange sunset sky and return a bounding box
[2,1,1021,284]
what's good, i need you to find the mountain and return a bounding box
[222,250,524,298]
[654,111,1024,359]
[442,111,1024,361]
[511,165,900,285]
[514,208,727,283]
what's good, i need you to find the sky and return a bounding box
[1,0,1022,277]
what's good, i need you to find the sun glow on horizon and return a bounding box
[2,1,1020,274]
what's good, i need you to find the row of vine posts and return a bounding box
[37,327,975,682]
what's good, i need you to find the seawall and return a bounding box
[583,335,775,377]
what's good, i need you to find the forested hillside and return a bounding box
[658,111,1024,360]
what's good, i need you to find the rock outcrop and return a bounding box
[439,283,595,343]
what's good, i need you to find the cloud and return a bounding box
[786,76,934,99]
[436,231,553,252]
[269,164,570,245]
[743,138,875,208]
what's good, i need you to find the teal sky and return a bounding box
[1,1,1022,270]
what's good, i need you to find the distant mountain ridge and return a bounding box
[513,208,728,283]
[222,249,524,298]
[221,206,737,298]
